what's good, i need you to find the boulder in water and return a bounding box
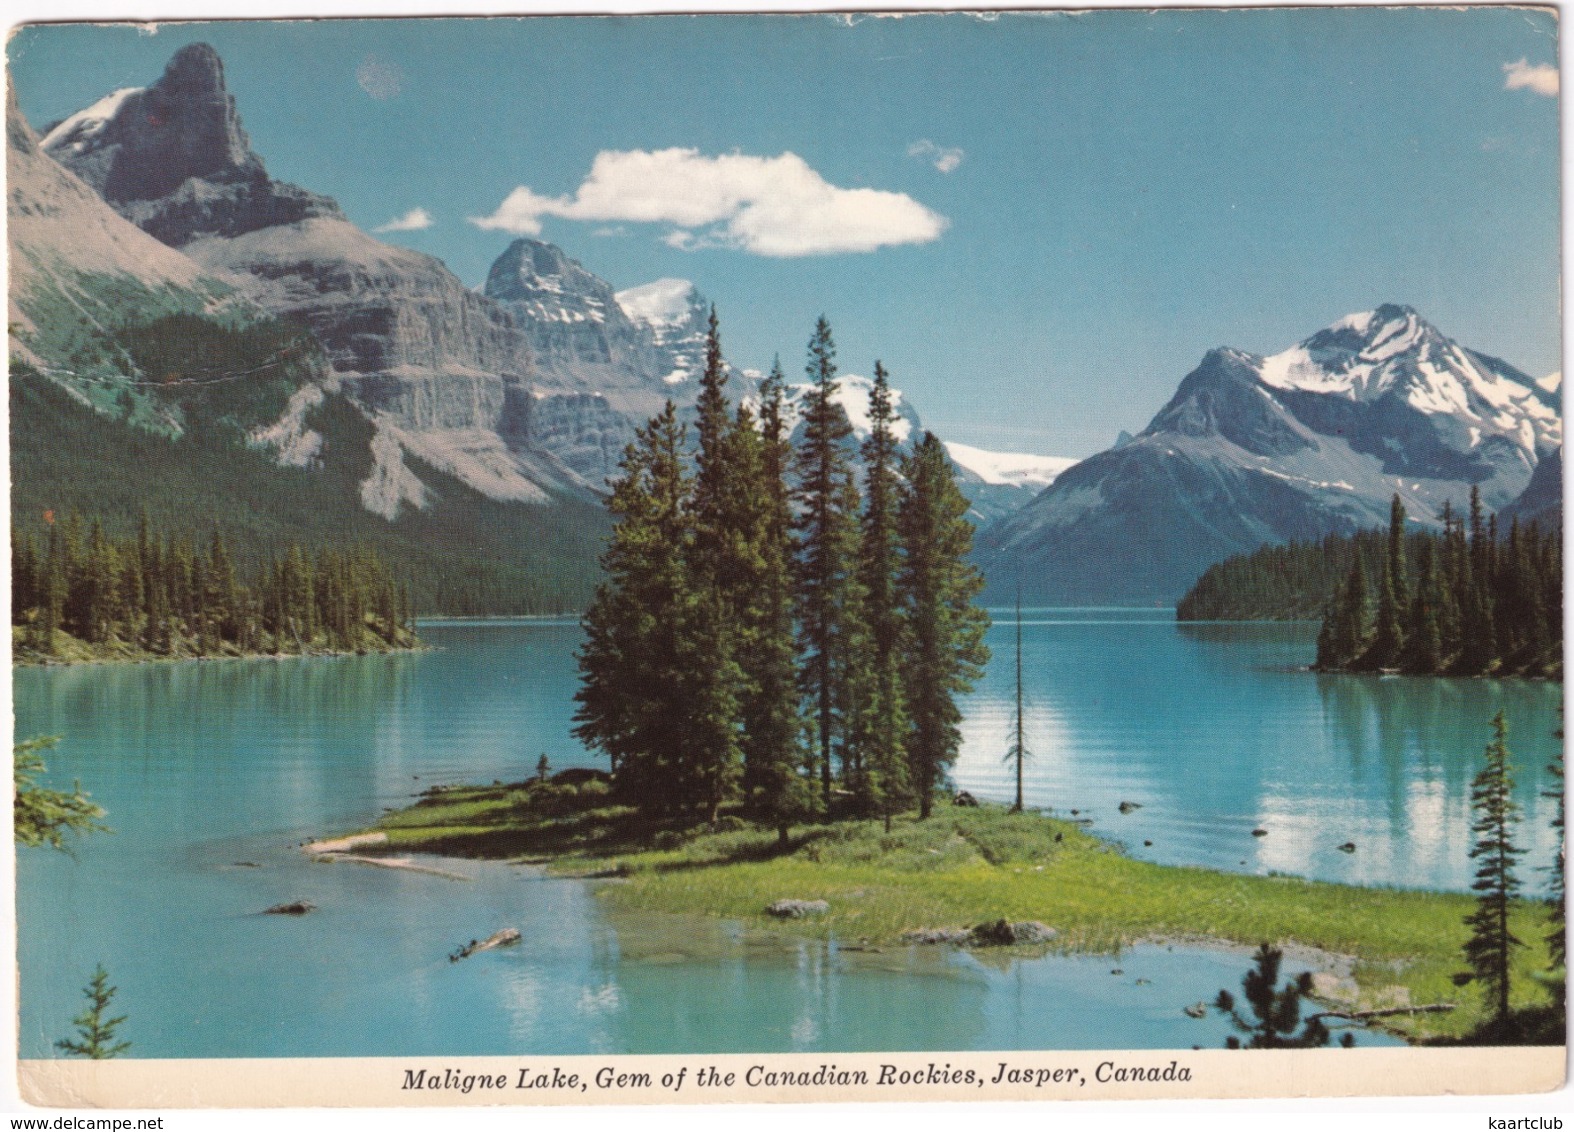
[264,900,315,915]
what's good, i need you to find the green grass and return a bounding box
[363,779,1565,1044]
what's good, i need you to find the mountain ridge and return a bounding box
[978,305,1559,604]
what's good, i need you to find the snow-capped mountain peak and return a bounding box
[981,303,1561,604]
[484,238,618,325]
[1253,304,1559,449]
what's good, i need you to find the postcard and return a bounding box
[5,4,1566,1113]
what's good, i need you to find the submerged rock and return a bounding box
[1183,1002,1210,1019]
[766,899,829,919]
[1118,801,1142,814]
[264,900,315,915]
[1338,842,1357,854]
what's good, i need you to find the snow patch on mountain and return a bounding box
[945,442,1075,489]
[616,277,708,387]
[39,88,143,154]
[616,278,696,328]
[775,373,916,444]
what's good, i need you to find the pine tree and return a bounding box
[1458,711,1524,1032]
[746,363,812,842]
[851,361,911,828]
[1214,944,1342,1049]
[54,965,130,1059]
[574,404,696,814]
[1402,539,1442,674]
[898,432,990,819]
[1317,560,1368,669]
[1459,486,1498,674]
[792,317,858,816]
[683,308,752,823]
[1365,494,1406,668]
[14,737,108,851]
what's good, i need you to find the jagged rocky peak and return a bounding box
[44,42,339,245]
[45,43,258,200]
[484,238,625,325]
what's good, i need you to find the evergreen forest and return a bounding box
[573,314,991,833]
[1178,490,1561,678]
[12,512,420,662]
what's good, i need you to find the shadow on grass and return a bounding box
[1423,1001,1567,1046]
[387,775,841,871]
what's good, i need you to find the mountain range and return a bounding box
[11,43,1557,612]
[978,305,1561,603]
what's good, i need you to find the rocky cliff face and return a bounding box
[41,43,602,515]
[484,239,660,390]
[480,240,723,484]
[978,306,1560,603]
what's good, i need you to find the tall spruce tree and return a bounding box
[1459,711,1525,1033]
[1460,486,1497,674]
[792,317,859,816]
[746,363,812,841]
[851,362,910,828]
[684,308,748,822]
[1365,494,1407,668]
[898,432,990,819]
[574,404,696,814]
[1402,539,1442,675]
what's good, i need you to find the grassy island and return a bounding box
[351,772,1562,1045]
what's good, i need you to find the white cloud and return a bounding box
[907,138,965,174]
[373,207,434,233]
[468,148,947,257]
[1503,58,1558,97]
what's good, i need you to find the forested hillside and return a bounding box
[11,369,609,616]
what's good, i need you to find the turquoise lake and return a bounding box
[15,611,1561,1059]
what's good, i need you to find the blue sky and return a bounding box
[8,8,1561,457]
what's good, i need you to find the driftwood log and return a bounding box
[1309,1003,1455,1021]
[450,928,522,962]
